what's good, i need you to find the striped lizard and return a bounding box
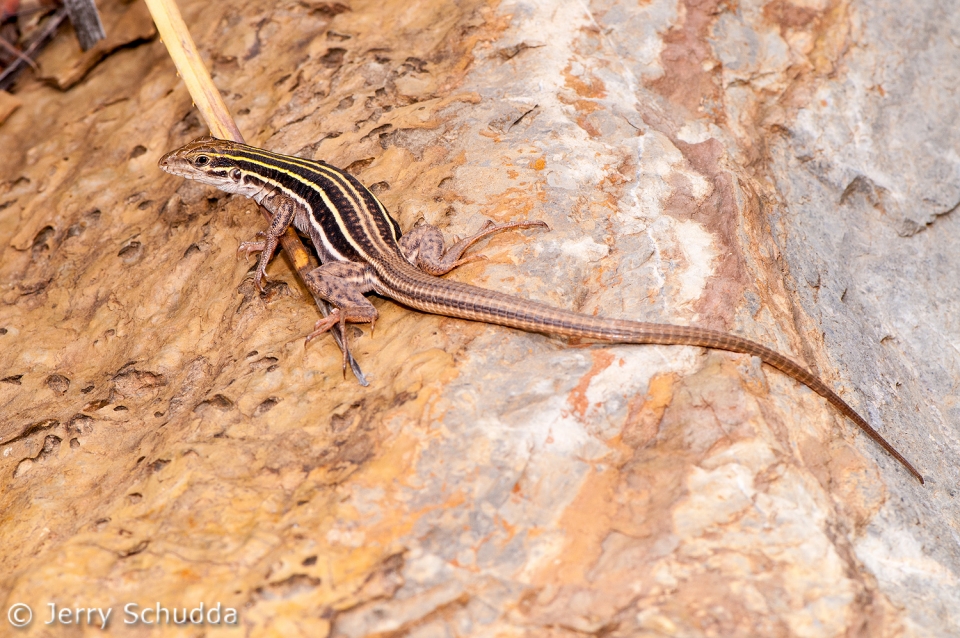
[158,135,923,483]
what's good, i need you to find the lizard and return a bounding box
[158,135,923,484]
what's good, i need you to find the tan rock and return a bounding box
[0,90,21,125]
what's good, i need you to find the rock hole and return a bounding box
[302,555,317,566]
[321,47,346,67]
[68,414,94,434]
[32,226,55,253]
[369,181,390,195]
[118,241,142,263]
[119,540,149,558]
[80,384,94,393]
[130,145,147,159]
[195,394,233,411]
[128,493,142,504]
[1,419,59,448]
[45,374,70,394]
[330,403,361,433]
[149,459,170,473]
[362,124,391,142]
[254,397,280,416]
[113,405,128,411]
[259,574,321,599]
[1,375,22,385]
[250,356,279,370]
[183,243,200,258]
[69,438,80,449]
[403,56,427,73]
[37,435,61,461]
[344,157,374,175]
[113,368,165,396]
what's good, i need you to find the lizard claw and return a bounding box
[238,241,266,262]
[519,220,550,231]
[305,310,342,344]
[446,253,488,269]
[247,261,269,293]
[303,308,368,378]
[304,309,352,375]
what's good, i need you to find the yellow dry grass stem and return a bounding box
[143,0,367,383]
[142,0,242,141]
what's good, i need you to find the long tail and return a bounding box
[376,260,923,483]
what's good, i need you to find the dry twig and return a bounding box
[143,0,368,384]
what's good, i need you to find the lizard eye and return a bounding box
[230,168,242,181]
[194,155,210,167]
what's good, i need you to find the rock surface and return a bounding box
[1,0,958,636]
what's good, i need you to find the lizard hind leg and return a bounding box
[400,219,549,276]
[302,261,378,374]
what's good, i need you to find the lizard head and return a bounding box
[158,136,263,197]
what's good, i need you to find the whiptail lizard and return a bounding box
[158,135,923,484]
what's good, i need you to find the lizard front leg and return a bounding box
[302,261,378,373]
[400,219,548,276]
[237,195,297,293]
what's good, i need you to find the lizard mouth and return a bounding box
[157,153,195,178]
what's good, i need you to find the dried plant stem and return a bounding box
[143,0,368,385]
[0,8,67,90]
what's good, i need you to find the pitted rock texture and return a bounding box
[1,0,957,636]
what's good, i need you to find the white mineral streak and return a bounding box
[673,219,718,309]
[558,235,609,263]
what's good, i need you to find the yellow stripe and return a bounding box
[215,148,401,260]
[217,151,365,257]
[212,152,351,260]
[239,146,401,249]
[245,148,402,253]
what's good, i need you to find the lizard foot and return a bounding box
[305,304,378,375]
[237,232,267,261]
